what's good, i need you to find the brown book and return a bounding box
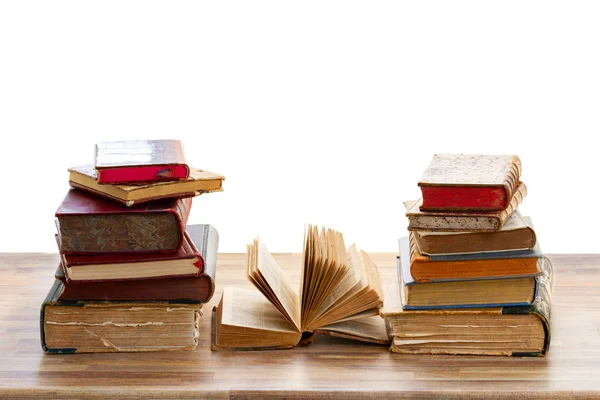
[212,226,389,351]
[381,257,553,356]
[405,183,527,232]
[418,154,522,211]
[413,211,537,255]
[54,225,218,303]
[405,234,542,282]
[69,165,224,207]
[41,279,203,354]
[55,189,191,253]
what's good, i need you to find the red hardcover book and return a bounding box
[418,154,522,211]
[55,224,218,303]
[94,139,190,184]
[55,189,191,254]
[57,231,203,281]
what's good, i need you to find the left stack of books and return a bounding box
[40,140,225,354]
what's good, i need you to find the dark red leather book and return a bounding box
[418,154,522,211]
[94,139,190,184]
[55,224,218,303]
[57,231,203,281]
[55,189,191,254]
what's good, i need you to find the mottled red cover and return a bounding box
[55,189,192,253]
[58,231,203,276]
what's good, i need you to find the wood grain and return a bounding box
[0,253,599,399]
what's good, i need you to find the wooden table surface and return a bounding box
[1,253,599,399]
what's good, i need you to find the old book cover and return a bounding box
[58,230,204,281]
[381,258,553,356]
[69,165,224,207]
[418,154,522,211]
[40,279,203,354]
[55,189,191,253]
[413,212,537,255]
[405,183,527,232]
[403,235,542,282]
[212,226,387,351]
[94,139,189,184]
[55,225,218,302]
[398,246,552,309]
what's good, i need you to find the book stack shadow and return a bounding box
[40,140,224,353]
[381,154,553,356]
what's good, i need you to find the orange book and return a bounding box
[407,234,542,282]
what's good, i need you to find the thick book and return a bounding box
[380,256,553,356]
[40,279,203,354]
[54,224,218,303]
[418,154,522,211]
[405,183,527,232]
[403,235,542,282]
[69,165,224,207]
[398,241,553,309]
[94,139,190,184]
[55,189,191,253]
[212,226,389,351]
[413,211,536,255]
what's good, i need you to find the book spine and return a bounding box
[503,155,522,203]
[498,183,527,230]
[97,165,190,184]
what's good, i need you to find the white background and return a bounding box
[0,1,598,254]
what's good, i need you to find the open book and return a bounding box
[212,226,390,350]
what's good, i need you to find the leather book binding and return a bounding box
[405,183,527,232]
[55,224,218,302]
[69,165,224,207]
[94,139,189,184]
[418,154,522,211]
[55,189,191,253]
[404,234,542,282]
[58,229,208,281]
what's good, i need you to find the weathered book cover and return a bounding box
[403,235,542,282]
[398,246,552,309]
[413,212,537,255]
[94,139,189,184]
[56,225,218,302]
[58,230,204,281]
[55,189,191,253]
[40,279,203,354]
[69,165,224,207]
[418,154,522,211]
[381,257,553,356]
[405,183,527,232]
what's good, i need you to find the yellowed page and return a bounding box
[247,238,301,331]
[221,287,299,333]
[318,316,390,344]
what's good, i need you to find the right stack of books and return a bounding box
[382,154,553,356]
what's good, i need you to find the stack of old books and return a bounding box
[382,154,553,356]
[40,140,225,353]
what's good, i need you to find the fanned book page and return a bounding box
[212,226,388,350]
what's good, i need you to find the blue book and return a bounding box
[398,237,553,310]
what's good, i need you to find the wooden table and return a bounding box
[1,253,599,399]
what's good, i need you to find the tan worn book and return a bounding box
[405,183,527,232]
[212,226,389,350]
[381,257,553,356]
[413,212,536,255]
[41,279,202,354]
[68,165,224,207]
